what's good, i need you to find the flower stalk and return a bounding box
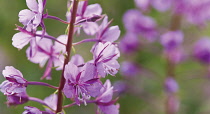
[56,0,79,113]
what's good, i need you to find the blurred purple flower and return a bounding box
[194,38,210,64]
[175,0,210,26]
[63,62,102,105]
[119,33,139,54]
[164,48,184,64]
[164,77,179,94]
[92,42,120,78]
[6,92,29,106]
[66,1,102,35]
[123,9,158,42]
[96,79,119,114]
[135,0,172,12]
[19,0,46,30]
[160,30,183,51]
[151,0,172,12]
[134,0,150,11]
[113,81,127,95]
[120,61,140,77]
[0,66,27,95]
[26,35,67,79]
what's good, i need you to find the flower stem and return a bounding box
[46,15,70,24]
[29,97,49,107]
[28,81,58,89]
[165,13,182,114]
[73,38,99,46]
[55,0,79,113]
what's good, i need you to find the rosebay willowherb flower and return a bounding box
[1,0,120,113]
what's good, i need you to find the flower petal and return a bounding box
[12,32,33,49]
[26,0,38,11]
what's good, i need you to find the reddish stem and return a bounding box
[55,0,79,113]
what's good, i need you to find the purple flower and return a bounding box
[6,92,29,106]
[70,54,85,67]
[92,42,120,77]
[160,30,183,51]
[22,106,50,114]
[63,62,102,105]
[19,0,45,30]
[120,61,140,77]
[119,33,139,53]
[174,0,210,26]
[135,0,150,11]
[164,77,179,94]
[151,0,172,12]
[135,0,172,12]
[123,9,158,42]
[96,16,120,43]
[96,79,119,114]
[26,35,67,79]
[0,66,27,95]
[12,30,36,50]
[194,38,210,64]
[67,1,102,35]
[43,94,58,113]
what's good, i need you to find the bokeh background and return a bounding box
[1,0,210,114]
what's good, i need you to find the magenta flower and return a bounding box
[194,38,210,64]
[96,79,119,114]
[26,35,67,79]
[92,42,120,78]
[123,9,158,42]
[0,66,27,95]
[119,33,139,54]
[160,30,183,51]
[19,0,45,30]
[67,1,102,35]
[63,62,102,105]
[6,92,29,106]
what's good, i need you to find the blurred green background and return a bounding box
[1,0,210,114]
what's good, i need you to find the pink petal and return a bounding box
[82,22,99,35]
[64,62,79,81]
[3,66,23,78]
[101,26,120,42]
[26,0,38,11]
[12,32,33,49]
[84,4,102,17]
[19,9,35,25]
[70,54,85,66]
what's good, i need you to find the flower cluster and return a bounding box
[1,0,120,114]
